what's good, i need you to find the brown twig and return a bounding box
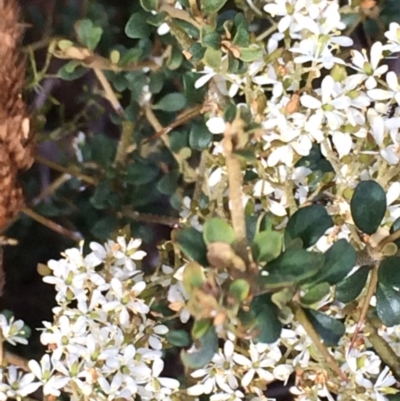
[22,208,82,242]
[144,105,203,144]
[349,264,378,352]
[291,302,348,382]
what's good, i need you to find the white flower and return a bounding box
[28,354,70,396]
[187,341,239,396]
[98,372,137,400]
[350,41,388,89]
[233,342,276,387]
[368,71,400,105]
[301,75,351,130]
[145,359,180,396]
[0,366,41,399]
[264,0,318,35]
[103,278,149,326]
[0,315,28,346]
[290,37,345,69]
[384,22,400,53]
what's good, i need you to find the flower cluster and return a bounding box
[29,237,178,401]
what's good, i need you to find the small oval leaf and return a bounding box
[203,218,236,245]
[350,180,386,234]
[335,265,371,304]
[284,205,333,248]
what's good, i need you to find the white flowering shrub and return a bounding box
[10,0,400,400]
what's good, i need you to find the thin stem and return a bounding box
[159,4,202,29]
[349,265,378,352]
[365,316,400,381]
[22,208,83,242]
[35,155,98,186]
[291,302,348,382]
[223,123,249,264]
[114,121,135,166]
[93,68,124,116]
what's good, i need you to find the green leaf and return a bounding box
[376,282,400,327]
[182,261,206,294]
[125,12,152,39]
[229,279,250,302]
[202,0,229,15]
[203,218,236,245]
[157,171,180,195]
[238,46,263,62]
[189,122,212,150]
[153,93,187,112]
[378,256,400,288]
[176,227,208,265]
[181,326,218,369]
[203,47,222,70]
[284,205,333,248]
[192,319,211,339]
[166,330,191,347]
[317,239,357,285]
[335,265,371,303]
[300,282,331,306]
[90,216,118,240]
[201,27,221,49]
[140,0,159,11]
[305,309,345,346]
[125,162,159,185]
[119,48,143,67]
[390,216,400,247]
[261,249,324,289]
[350,180,386,234]
[252,230,283,263]
[75,19,103,51]
[250,294,282,343]
[58,62,88,81]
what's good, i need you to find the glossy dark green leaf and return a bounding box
[250,294,282,343]
[201,27,221,49]
[284,205,333,248]
[90,215,118,240]
[300,282,331,305]
[125,12,152,39]
[58,62,88,81]
[166,330,191,347]
[317,239,357,285]
[140,0,159,11]
[335,265,371,304]
[157,171,180,195]
[390,216,400,247]
[203,47,222,70]
[153,93,187,112]
[125,162,159,185]
[202,0,229,15]
[181,326,218,369]
[350,180,386,234]
[261,249,324,289]
[189,122,212,150]
[203,218,236,245]
[376,282,400,327]
[305,309,345,346]
[251,230,283,263]
[378,256,400,288]
[176,227,208,266]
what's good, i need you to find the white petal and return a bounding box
[368,89,393,101]
[241,370,255,387]
[268,200,287,216]
[206,117,226,134]
[332,132,352,159]
[300,94,321,109]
